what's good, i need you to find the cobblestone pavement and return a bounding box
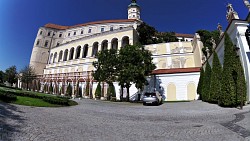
[0,100,250,141]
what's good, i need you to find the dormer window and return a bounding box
[59,33,62,37]
[39,31,43,35]
[68,33,71,36]
[101,27,104,32]
[81,30,84,34]
[48,31,51,36]
[88,28,92,33]
[110,27,114,31]
[74,31,76,35]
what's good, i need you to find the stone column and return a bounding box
[108,42,112,50]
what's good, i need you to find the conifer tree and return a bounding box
[220,33,236,107]
[95,82,101,99]
[202,63,211,102]
[197,67,204,99]
[210,52,222,103]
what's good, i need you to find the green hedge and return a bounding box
[0,91,17,102]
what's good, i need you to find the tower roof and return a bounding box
[128,0,140,8]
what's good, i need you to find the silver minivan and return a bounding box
[142,91,163,106]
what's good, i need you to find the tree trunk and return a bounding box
[126,86,130,102]
[120,86,123,102]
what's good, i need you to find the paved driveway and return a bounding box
[0,100,250,141]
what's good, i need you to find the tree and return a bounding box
[0,70,5,84]
[155,32,178,43]
[210,52,222,103]
[220,33,237,107]
[95,82,101,99]
[4,66,18,86]
[66,83,72,96]
[202,63,211,102]
[117,44,156,101]
[196,30,220,57]
[19,65,37,90]
[107,83,116,100]
[137,22,158,45]
[197,67,204,99]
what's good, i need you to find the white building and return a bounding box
[29,0,204,101]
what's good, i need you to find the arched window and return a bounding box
[69,47,74,60]
[82,44,89,58]
[49,53,53,64]
[53,52,57,63]
[101,40,108,51]
[44,40,49,47]
[63,49,68,61]
[92,42,98,57]
[75,46,81,59]
[111,38,118,50]
[122,36,129,47]
[58,50,63,62]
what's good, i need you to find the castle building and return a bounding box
[29,0,203,101]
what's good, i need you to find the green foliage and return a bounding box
[220,33,237,107]
[19,65,37,90]
[210,52,222,103]
[136,22,178,45]
[95,82,101,98]
[93,49,118,84]
[202,63,211,102]
[0,70,4,84]
[197,67,204,98]
[0,91,17,102]
[49,83,53,94]
[66,83,72,96]
[4,66,18,86]
[117,44,156,101]
[107,83,116,99]
[196,30,220,56]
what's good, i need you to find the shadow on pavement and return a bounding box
[0,102,25,140]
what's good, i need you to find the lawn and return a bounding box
[13,96,61,107]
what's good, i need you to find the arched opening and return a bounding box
[53,52,57,63]
[167,83,176,101]
[75,46,81,59]
[187,82,196,100]
[49,53,53,64]
[69,47,74,60]
[122,36,129,47]
[58,50,63,62]
[63,49,68,61]
[101,40,108,51]
[82,44,89,58]
[111,38,118,50]
[92,42,99,57]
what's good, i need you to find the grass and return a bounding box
[13,96,61,107]
[163,100,191,103]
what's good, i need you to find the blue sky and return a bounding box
[0,0,248,72]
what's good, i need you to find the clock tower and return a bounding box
[128,0,141,20]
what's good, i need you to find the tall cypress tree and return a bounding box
[220,33,236,107]
[202,63,211,102]
[210,52,222,103]
[197,67,204,100]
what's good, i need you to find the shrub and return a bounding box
[95,82,101,98]
[107,83,116,100]
[0,91,17,102]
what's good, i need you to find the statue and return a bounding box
[226,3,239,22]
[131,0,137,3]
[243,0,250,11]
[217,23,224,38]
[210,37,216,49]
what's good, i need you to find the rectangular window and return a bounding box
[74,31,76,35]
[68,33,70,36]
[101,27,104,32]
[48,32,51,36]
[40,31,43,35]
[110,27,113,31]
[45,41,49,47]
[36,40,40,45]
[88,28,92,33]
[120,27,123,30]
[56,42,60,46]
[59,33,62,37]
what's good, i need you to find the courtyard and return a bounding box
[0,99,250,141]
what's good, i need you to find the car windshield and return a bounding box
[144,93,156,96]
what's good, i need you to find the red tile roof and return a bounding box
[151,67,201,75]
[175,33,194,38]
[44,19,138,30]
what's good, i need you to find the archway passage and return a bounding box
[58,50,63,62]
[82,44,89,58]
[63,49,68,61]
[101,40,108,51]
[75,46,81,59]
[69,48,74,60]
[92,42,99,57]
